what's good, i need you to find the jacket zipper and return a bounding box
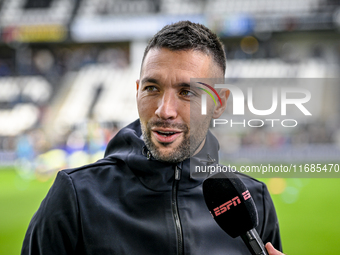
[172,164,184,255]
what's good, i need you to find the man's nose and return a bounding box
[155,92,178,120]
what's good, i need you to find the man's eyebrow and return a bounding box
[141,77,159,85]
[176,83,191,88]
[141,79,193,89]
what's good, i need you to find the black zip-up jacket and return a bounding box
[22,120,282,255]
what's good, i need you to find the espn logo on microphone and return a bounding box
[211,190,251,218]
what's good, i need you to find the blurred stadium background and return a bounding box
[1,0,340,254]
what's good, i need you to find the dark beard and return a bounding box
[140,119,192,163]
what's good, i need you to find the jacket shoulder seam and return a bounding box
[234,171,263,184]
[64,160,118,175]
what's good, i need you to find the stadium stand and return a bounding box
[205,0,321,14]
[225,58,328,78]
[0,76,52,136]
[160,0,205,14]
[77,0,158,17]
[0,0,74,26]
[54,64,138,128]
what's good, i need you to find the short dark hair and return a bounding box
[141,20,226,76]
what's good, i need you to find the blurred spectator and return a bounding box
[97,47,129,68]
[0,60,11,76]
[33,50,55,75]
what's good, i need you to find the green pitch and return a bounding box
[0,168,340,255]
[260,177,340,254]
[0,168,54,255]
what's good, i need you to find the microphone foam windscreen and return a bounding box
[203,171,258,238]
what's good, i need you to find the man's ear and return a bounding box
[136,79,140,98]
[136,79,140,91]
[213,89,230,118]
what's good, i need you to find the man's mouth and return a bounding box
[155,131,177,137]
[151,129,182,143]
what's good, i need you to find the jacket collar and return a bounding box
[104,119,220,191]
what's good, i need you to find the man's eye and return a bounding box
[180,90,194,97]
[145,86,158,92]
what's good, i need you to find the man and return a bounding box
[22,21,284,255]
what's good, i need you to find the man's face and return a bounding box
[136,48,218,163]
